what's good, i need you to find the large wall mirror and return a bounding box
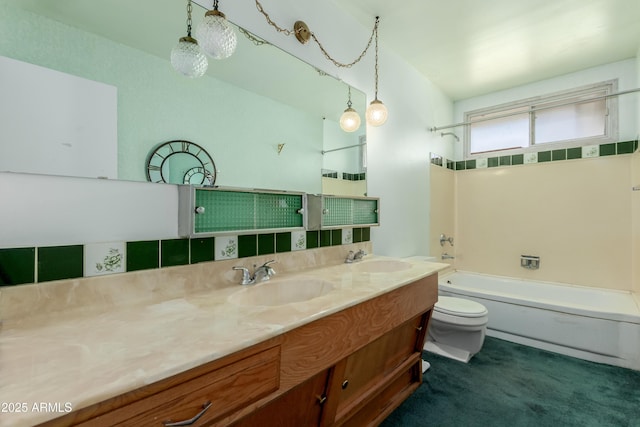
[0,0,367,196]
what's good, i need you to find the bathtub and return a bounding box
[438,271,640,371]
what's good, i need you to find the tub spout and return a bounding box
[442,253,455,260]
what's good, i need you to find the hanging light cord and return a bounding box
[255,0,379,69]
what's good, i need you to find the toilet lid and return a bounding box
[434,296,488,318]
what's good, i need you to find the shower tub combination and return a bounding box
[438,271,640,371]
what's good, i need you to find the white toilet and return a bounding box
[424,296,488,363]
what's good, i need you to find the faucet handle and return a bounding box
[232,266,252,285]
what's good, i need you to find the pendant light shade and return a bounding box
[171,36,208,78]
[171,0,208,78]
[196,3,237,60]
[340,108,361,132]
[366,99,388,127]
[340,86,361,132]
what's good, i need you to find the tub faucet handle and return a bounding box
[440,234,454,246]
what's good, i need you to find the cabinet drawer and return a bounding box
[81,346,280,426]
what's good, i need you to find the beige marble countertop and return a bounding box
[0,254,447,427]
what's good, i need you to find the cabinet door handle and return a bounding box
[317,395,327,405]
[416,326,423,331]
[341,380,349,389]
[163,401,212,426]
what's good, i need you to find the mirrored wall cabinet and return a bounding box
[178,186,306,237]
[179,187,380,237]
[306,194,380,231]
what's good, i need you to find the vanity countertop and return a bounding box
[0,255,448,427]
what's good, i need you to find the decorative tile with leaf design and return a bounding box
[342,228,353,245]
[84,242,125,277]
[215,235,238,260]
[291,230,306,251]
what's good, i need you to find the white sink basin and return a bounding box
[229,278,335,306]
[353,260,412,273]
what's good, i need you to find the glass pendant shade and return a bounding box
[340,108,361,132]
[196,10,237,59]
[366,99,388,126]
[171,37,208,78]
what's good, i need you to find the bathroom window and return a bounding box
[464,80,617,158]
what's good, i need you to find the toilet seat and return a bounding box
[434,296,488,318]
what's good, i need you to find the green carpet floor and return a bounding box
[380,337,640,427]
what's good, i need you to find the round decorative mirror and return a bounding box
[145,140,217,185]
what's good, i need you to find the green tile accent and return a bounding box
[161,239,189,267]
[127,240,159,272]
[331,229,342,246]
[447,160,454,170]
[634,140,638,152]
[255,193,303,229]
[275,232,291,253]
[567,147,582,160]
[320,230,332,247]
[488,157,499,168]
[362,227,371,242]
[455,161,465,171]
[617,140,634,154]
[238,235,257,258]
[511,154,524,165]
[600,143,616,156]
[306,231,319,249]
[538,151,551,162]
[552,149,566,161]
[353,199,378,225]
[258,234,275,255]
[499,156,511,166]
[465,160,476,170]
[0,247,35,285]
[195,190,254,232]
[38,245,83,283]
[190,237,214,264]
[353,228,363,243]
[323,197,352,227]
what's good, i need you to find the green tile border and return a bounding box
[430,140,637,173]
[0,247,35,285]
[37,245,83,283]
[161,239,190,267]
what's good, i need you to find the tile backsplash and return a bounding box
[431,140,638,171]
[0,228,371,286]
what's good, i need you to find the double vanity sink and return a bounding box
[0,253,446,427]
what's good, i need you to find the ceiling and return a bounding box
[335,0,640,100]
[14,0,640,104]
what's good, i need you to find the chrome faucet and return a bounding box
[440,234,454,247]
[345,249,367,263]
[232,260,276,285]
[441,253,455,260]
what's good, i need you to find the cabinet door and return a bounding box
[230,368,330,427]
[335,313,427,419]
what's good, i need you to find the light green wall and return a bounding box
[0,1,322,193]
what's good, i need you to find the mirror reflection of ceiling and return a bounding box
[15,0,365,123]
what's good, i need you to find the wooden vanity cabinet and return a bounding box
[40,274,437,427]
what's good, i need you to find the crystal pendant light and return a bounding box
[171,0,208,78]
[196,0,237,60]
[340,87,361,133]
[365,19,388,127]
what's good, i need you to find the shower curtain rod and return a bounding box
[322,142,366,155]
[429,87,640,132]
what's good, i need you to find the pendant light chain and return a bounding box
[373,18,379,98]
[186,0,193,37]
[255,0,379,69]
